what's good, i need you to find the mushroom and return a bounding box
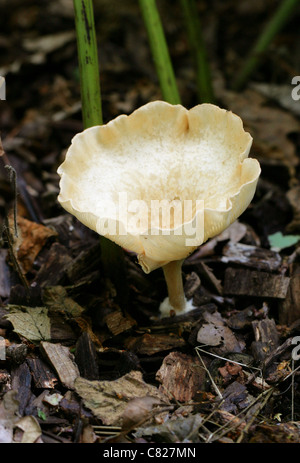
[57,101,260,317]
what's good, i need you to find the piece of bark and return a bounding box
[224,268,290,299]
[183,272,201,299]
[194,262,223,295]
[105,310,136,336]
[155,351,206,402]
[221,242,282,272]
[40,342,79,390]
[125,333,186,356]
[66,243,101,283]
[251,317,279,363]
[75,332,99,380]
[11,362,34,416]
[34,242,72,287]
[59,391,94,420]
[49,313,77,343]
[26,357,58,389]
[279,273,300,325]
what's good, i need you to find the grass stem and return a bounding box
[233,0,300,90]
[73,0,103,128]
[73,0,127,304]
[179,0,214,103]
[139,0,181,104]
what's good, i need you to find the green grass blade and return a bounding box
[139,0,181,104]
[180,0,214,103]
[73,0,127,304]
[73,0,103,127]
[233,0,300,90]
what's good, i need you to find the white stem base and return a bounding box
[159,296,195,318]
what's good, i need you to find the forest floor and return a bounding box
[0,0,300,444]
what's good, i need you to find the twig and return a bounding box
[235,387,274,443]
[2,216,30,292]
[4,165,18,237]
[195,347,223,400]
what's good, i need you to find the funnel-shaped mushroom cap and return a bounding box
[57,101,260,273]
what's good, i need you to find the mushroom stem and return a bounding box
[162,259,186,312]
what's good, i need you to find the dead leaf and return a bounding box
[133,414,203,443]
[15,416,42,443]
[42,286,84,318]
[121,396,164,430]
[74,371,168,426]
[0,391,20,443]
[5,305,51,342]
[220,88,300,176]
[196,310,242,353]
[10,215,57,273]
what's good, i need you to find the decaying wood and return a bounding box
[192,262,223,295]
[156,351,206,402]
[26,356,58,389]
[221,242,282,272]
[251,317,279,363]
[40,341,79,389]
[66,243,101,283]
[75,332,99,380]
[105,310,136,336]
[183,271,201,299]
[34,242,72,287]
[279,273,300,325]
[125,333,186,356]
[224,267,290,299]
[11,362,34,415]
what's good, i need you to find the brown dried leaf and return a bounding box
[74,371,168,426]
[10,215,57,273]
